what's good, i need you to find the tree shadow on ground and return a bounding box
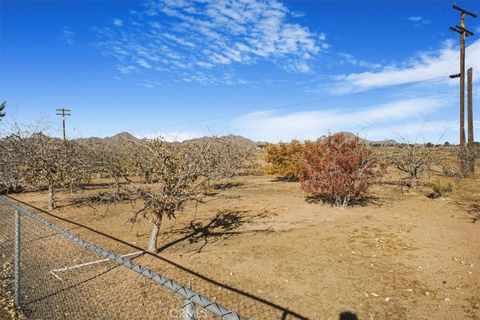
[305,194,381,207]
[212,181,244,190]
[57,191,133,210]
[271,176,298,183]
[158,209,273,253]
[339,311,358,320]
[467,203,480,223]
[454,201,480,223]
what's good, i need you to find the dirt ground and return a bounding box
[7,167,480,320]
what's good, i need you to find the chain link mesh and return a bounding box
[0,197,306,320]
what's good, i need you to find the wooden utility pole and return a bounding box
[56,108,71,141]
[449,3,476,147]
[467,68,474,147]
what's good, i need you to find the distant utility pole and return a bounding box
[449,3,476,147]
[56,108,71,141]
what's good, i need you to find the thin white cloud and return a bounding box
[62,26,75,45]
[231,98,446,142]
[408,16,422,22]
[291,11,305,18]
[113,19,123,27]
[117,65,137,74]
[332,39,480,94]
[338,52,382,70]
[407,16,430,26]
[96,0,325,84]
[137,58,152,69]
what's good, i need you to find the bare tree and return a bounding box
[126,137,251,253]
[387,144,436,188]
[85,140,137,191]
[0,137,22,194]
[2,129,90,209]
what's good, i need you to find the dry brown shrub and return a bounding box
[264,139,303,181]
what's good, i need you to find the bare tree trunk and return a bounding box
[410,174,417,188]
[147,221,161,253]
[48,183,55,210]
[114,176,120,193]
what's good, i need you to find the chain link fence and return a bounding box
[0,197,308,320]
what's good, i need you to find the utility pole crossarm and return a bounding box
[452,3,478,18]
[455,25,474,37]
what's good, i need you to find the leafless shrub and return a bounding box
[426,176,454,199]
[386,143,437,188]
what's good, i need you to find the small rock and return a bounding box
[444,298,450,302]
[371,292,379,297]
[385,297,390,302]
[425,291,430,296]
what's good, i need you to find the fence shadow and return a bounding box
[6,195,310,320]
[159,209,272,253]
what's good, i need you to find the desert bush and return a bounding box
[299,133,382,208]
[264,140,303,181]
[437,146,476,180]
[427,176,453,199]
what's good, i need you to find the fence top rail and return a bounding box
[0,196,245,320]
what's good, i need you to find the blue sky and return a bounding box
[1,0,480,143]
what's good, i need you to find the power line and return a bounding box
[119,76,447,133]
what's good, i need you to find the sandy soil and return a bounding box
[6,169,480,320]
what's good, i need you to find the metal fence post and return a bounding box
[14,209,21,307]
[183,299,196,320]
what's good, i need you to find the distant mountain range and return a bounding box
[74,131,398,146]
[335,131,398,146]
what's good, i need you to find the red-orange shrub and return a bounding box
[299,133,380,208]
